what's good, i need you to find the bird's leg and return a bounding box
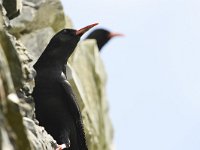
[56,130,71,150]
[56,143,70,150]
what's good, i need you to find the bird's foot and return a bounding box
[56,143,70,150]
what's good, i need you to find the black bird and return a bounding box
[85,28,123,51]
[32,23,98,150]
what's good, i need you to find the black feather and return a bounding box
[32,27,95,150]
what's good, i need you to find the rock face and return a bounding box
[0,0,113,150]
[68,40,113,150]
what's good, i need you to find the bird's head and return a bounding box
[46,23,99,60]
[34,23,98,70]
[86,28,123,50]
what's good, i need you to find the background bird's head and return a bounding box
[86,28,123,50]
[34,23,98,70]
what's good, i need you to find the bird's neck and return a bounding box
[34,55,68,73]
[34,64,64,79]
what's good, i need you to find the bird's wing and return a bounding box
[59,73,81,118]
[59,73,88,149]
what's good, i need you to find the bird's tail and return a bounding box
[76,119,88,150]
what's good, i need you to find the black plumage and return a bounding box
[85,28,123,51]
[32,23,98,150]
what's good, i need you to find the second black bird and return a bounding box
[86,28,123,51]
[32,23,98,150]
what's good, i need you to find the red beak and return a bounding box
[108,32,124,38]
[76,23,99,36]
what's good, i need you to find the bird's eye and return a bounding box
[63,29,68,33]
[61,29,75,37]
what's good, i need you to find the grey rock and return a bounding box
[23,117,57,150]
[0,30,23,90]
[10,5,36,35]
[68,40,114,150]
[0,3,56,149]
[1,128,15,150]
[23,0,46,8]
[10,0,66,36]
[19,27,55,65]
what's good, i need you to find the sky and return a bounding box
[60,0,200,150]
